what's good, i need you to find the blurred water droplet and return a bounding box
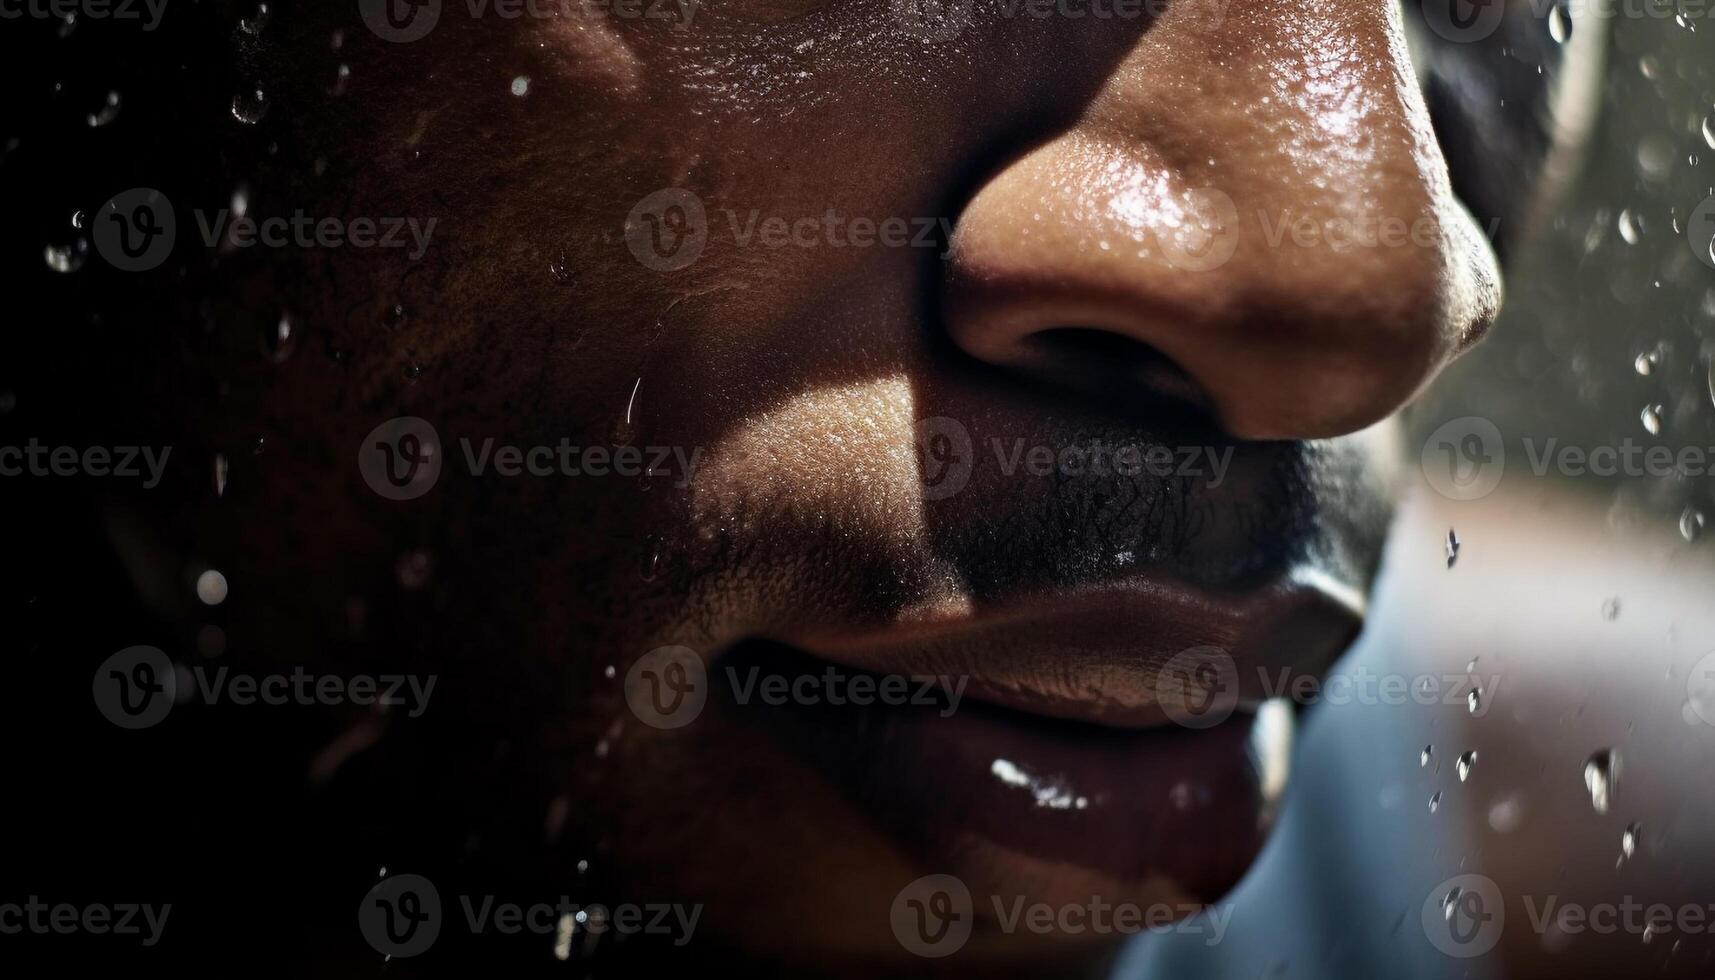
[1621,821,1641,860]
[1445,528,1460,568]
[70,209,85,229]
[1603,596,1622,620]
[1548,4,1571,43]
[85,90,121,128]
[231,87,269,124]
[1703,114,1715,151]
[213,453,229,497]
[196,569,230,606]
[511,76,531,97]
[1467,687,1482,714]
[1639,56,1661,80]
[549,253,575,285]
[385,303,407,329]
[1681,507,1706,542]
[641,536,663,582]
[1584,749,1618,814]
[331,64,351,96]
[1618,209,1643,244]
[1420,744,1432,767]
[43,239,88,273]
[403,360,422,382]
[396,548,434,590]
[239,2,270,34]
[1429,792,1442,813]
[1457,750,1477,782]
[1640,403,1663,435]
[1634,348,1659,375]
[261,313,297,363]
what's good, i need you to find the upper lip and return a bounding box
[780,566,1366,727]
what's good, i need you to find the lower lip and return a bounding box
[717,642,1293,915]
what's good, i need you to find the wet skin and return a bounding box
[77,0,1594,973]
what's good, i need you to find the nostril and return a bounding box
[1020,328,1215,417]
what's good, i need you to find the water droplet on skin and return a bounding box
[231,87,269,124]
[213,453,229,497]
[1703,114,1715,152]
[511,76,531,97]
[1443,886,1462,919]
[1445,528,1460,568]
[70,209,85,229]
[1429,792,1442,813]
[1548,4,1571,43]
[1457,750,1477,782]
[1621,821,1641,860]
[86,90,121,128]
[1421,745,1433,767]
[1634,349,1659,375]
[1467,688,1482,714]
[1682,508,1706,542]
[1618,209,1643,244]
[1640,403,1663,436]
[1603,597,1622,621]
[1584,749,1618,814]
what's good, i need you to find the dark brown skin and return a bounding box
[8,0,1593,974]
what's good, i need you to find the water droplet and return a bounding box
[549,253,575,285]
[1640,403,1663,436]
[385,303,407,329]
[641,536,663,582]
[196,569,230,606]
[1429,792,1442,813]
[1548,4,1571,42]
[261,313,297,363]
[1639,55,1661,80]
[1618,209,1643,244]
[403,360,422,382]
[239,2,270,34]
[331,63,351,96]
[231,87,269,124]
[603,664,616,680]
[511,76,531,97]
[396,549,434,590]
[1420,745,1433,767]
[213,453,229,497]
[1703,114,1715,151]
[1467,687,1482,714]
[85,89,121,128]
[43,239,88,273]
[1680,507,1706,543]
[70,209,85,229]
[1584,749,1618,814]
[1457,750,1477,782]
[1445,528,1460,568]
[1621,821,1641,860]
[1634,349,1659,375]
[1602,596,1622,621]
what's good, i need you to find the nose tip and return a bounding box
[936,0,1503,442]
[941,155,1502,441]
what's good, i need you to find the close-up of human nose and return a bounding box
[941,0,1503,440]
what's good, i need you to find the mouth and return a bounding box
[712,567,1365,933]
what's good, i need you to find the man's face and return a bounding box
[115,0,1584,971]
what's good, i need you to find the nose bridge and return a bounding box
[942,0,1502,440]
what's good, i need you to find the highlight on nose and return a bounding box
[937,6,1503,442]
